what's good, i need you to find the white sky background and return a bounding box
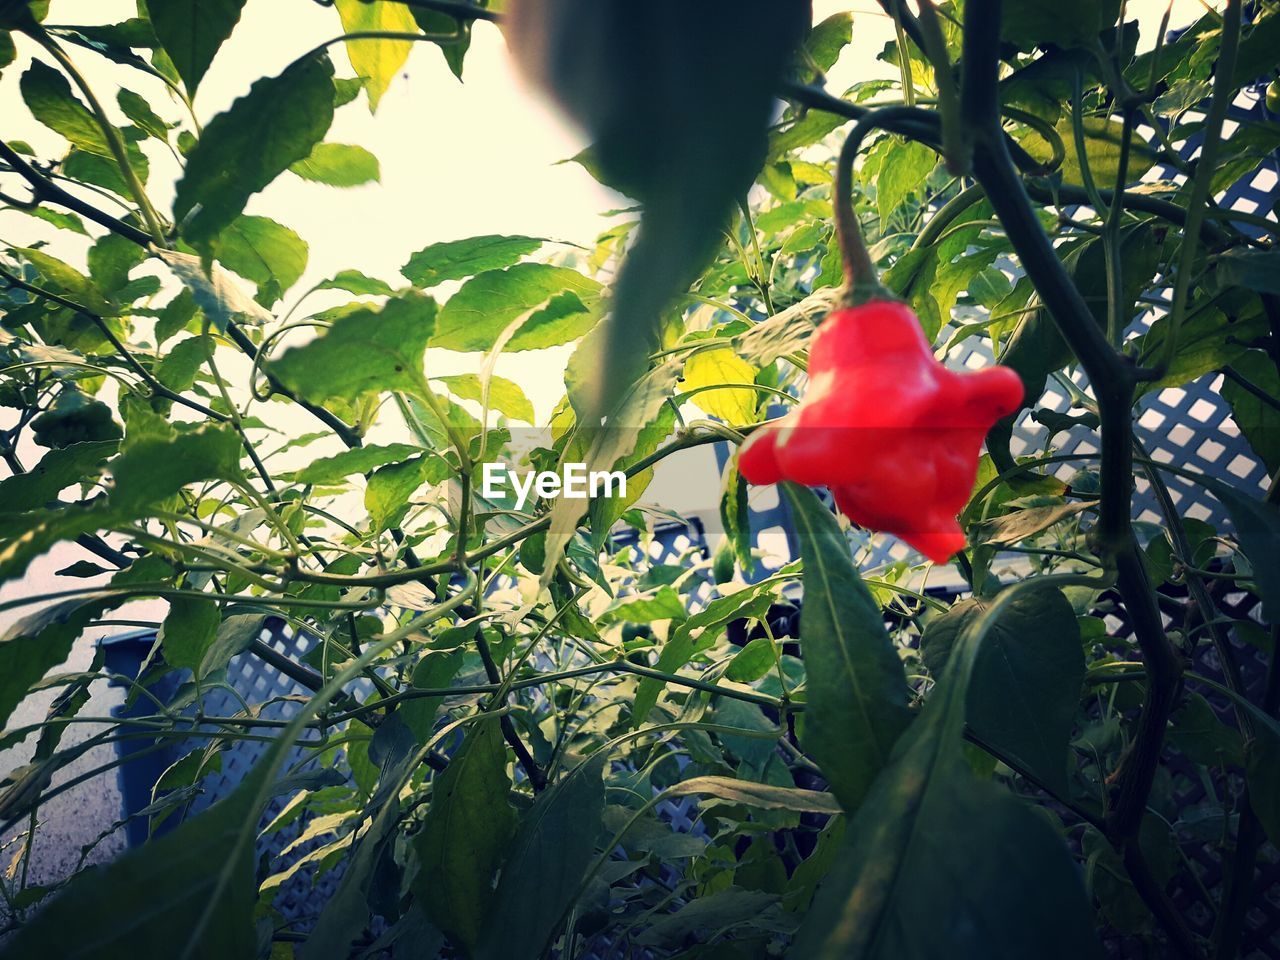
[0,0,1222,628]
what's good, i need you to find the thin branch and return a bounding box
[0,140,152,246]
[0,266,229,424]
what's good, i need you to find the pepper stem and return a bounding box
[833,108,920,307]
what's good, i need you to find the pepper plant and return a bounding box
[0,0,1279,958]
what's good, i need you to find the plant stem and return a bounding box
[29,31,166,245]
[834,106,922,302]
[0,140,152,245]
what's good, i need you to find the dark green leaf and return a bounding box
[3,757,263,958]
[476,754,607,960]
[412,716,515,953]
[117,87,170,141]
[784,483,913,812]
[1201,477,1280,623]
[19,60,113,157]
[921,585,1084,792]
[726,637,776,683]
[1001,0,1119,48]
[143,0,247,93]
[1222,351,1280,475]
[793,581,1104,959]
[0,594,110,729]
[198,613,265,677]
[159,597,221,671]
[506,1,807,422]
[174,54,335,246]
[31,391,122,449]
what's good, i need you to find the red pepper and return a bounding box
[738,300,1024,563]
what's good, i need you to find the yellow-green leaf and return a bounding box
[682,347,760,425]
[1023,117,1155,186]
[334,0,418,112]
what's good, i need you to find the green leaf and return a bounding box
[117,87,170,141]
[783,483,913,812]
[291,443,422,485]
[159,597,221,671]
[1138,305,1269,394]
[873,138,936,222]
[0,440,117,514]
[719,458,753,571]
[174,53,335,246]
[401,235,543,288]
[315,269,394,297]
[3,756,262,958]
[806,12,853,73]
[19,207,89,235]
[212,215,308,306]
[15,246,111,314]
[433,264,600,352]
[155,289,199,345]
[921,586,1084,792]
[412,716,515,953]
[682,347,760,425]
[19,60,113,158]
[155,336,210,393]
[31,390,122,449]
[793,581,1105,960]
[1222,351,1280,475]
[143,0,246,93]
[434,373,535,423]
[1022,117,1156,185]
[1169,693,1244,767]
[289,142,381,187]
[271,293,436,403]
[199,613,265,677]
[665,776,842,814]
[1200,478,1280,624]
[605,587,688,624]
[632,572,786,724]
[726,637,776,683]
[333,0,418,111]
[365,455,447,533]
[969,501,1094,548]
[475,754,607,960]
[1001,0,1119,48]
[409,4,477,77]
[544,360,681,592]
[109,423,243,514]
[88,234,146,299]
